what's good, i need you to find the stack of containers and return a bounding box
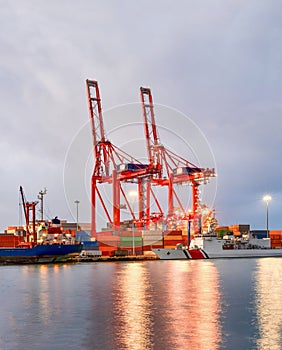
[120,230,143,255]
[229,224,250,237]
[181,229,189,246]
[6,226,19,234]
[163,230,185,248]
[216,226,229,234]
[250,230,267,239]
[96,231,120,256]
[269,230,282,248]
[0,234,24,247]
[142,230,163,252]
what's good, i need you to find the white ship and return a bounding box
[153,231,282,260]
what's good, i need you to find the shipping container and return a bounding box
[163,230,183,236]
[250,230,267,239]
[116,163,149,172]
[120,243,143,248]
[173,166,202,176]
[0,234,24,248]
[99,246,118,256]
[120,231,142,237]
[76,230,91,242]
[143,245,163,251]
[143,239,163,246]
[82,241,99,250]
[143,236,163,241]
[164,235,183,241]
[229,224,250,234]
[142,230,163,236]
[143,234,163,239]
[109,249,129,257]
[99,241,120,248]
[120,236,142,241]
[270,235,281,240]
[96,231,114,237]
[216,226,229,231]
[80,250,102,257]
[270,230,282,234]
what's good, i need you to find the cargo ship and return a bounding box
[153,228,282,260]
[0,243,82,264]
[0,186,83,264]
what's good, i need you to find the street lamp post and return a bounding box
[263,195,272,238]
[187,209,192,248]
[129,191,138,255]
[74,200,80,232]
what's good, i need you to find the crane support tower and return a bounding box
[140,87,216,233]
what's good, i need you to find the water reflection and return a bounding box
[157,261,221,349]
[112,263,153,350]
[0,261,222,350]
[112,261,221,350]
[255,258,282,350]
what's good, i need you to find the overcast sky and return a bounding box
[0,0,282,232]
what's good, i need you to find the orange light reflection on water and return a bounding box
[37,265,50,325]
[255,258,282,350]
[164,261,221,349]
[112,263,153,350]
[112,261,221,350]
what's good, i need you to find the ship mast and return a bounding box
[38,188,47,221]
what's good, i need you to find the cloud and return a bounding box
[0,0,281,231]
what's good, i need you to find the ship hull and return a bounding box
[152,248,208,259]
[204,249,282,259]
[0,244,82,264]
[152,248,282,260]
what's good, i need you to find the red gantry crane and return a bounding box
[19,185,38,245]
[140,87,216,234]
[87,80,161,236]
[86,79,215,239]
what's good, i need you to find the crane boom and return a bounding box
[19,185,29,233]
[140,87,161,170]
[86,79,106,146]
[86,79,110,177]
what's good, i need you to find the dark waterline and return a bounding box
[0,259,281,350]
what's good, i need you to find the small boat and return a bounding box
[0,243,83,265]
[153,229,282,260]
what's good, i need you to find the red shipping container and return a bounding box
[0,235,25,248]
[143,245,163,251]
[164,240,183,247]
[164,235,183,241]
[96,231,113,236]
[97,236,120,242]
[98,242,119,248]
[121,231,142,237]
[163,230,183,236]
[99,246,118,255]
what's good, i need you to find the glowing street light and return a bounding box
[263,195,272,238]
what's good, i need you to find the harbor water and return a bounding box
[0,258,282,350]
